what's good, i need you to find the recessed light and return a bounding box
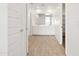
[36,9,41,13]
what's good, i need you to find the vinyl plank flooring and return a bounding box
[28,35,65,56]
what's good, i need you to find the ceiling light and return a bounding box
[46,9,52,13]
[45,13,51,15]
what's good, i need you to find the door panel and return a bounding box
[8,3,26,56]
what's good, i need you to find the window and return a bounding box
[36,14,45,25]
[35,14,53,26]
[45,15,51,25]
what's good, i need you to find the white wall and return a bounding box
[0,4,8,56]
[66,3,79,56]
[32,25,55,35]
[55,4,62,44]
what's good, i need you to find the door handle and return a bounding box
[20,29,24,32]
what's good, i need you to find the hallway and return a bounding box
[28,35,65,56]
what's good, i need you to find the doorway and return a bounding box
[27,3,66,56]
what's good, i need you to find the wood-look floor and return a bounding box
[28,35,65,56]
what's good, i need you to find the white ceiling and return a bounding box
[30,3,62,14]
[30,3,61,10]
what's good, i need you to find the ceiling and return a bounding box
[30,3,62,14]
[31,3,61,10]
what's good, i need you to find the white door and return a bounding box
[66,3,79,56]
[8,3,27,56]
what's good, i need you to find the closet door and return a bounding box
[8,3,26,56]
